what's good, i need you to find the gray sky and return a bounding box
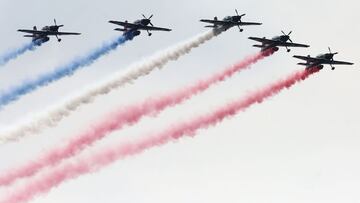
[0,0,359,203]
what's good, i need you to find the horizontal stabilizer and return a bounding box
[253,45,264,48]
[297,63,309,66]
[205,25,216,28]
[114,28,126,32]
[23,35,35,38]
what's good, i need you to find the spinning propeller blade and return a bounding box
[54,19,64,28]
[328,47,338,55]
[235,9,246,17]
[281,30,293,42]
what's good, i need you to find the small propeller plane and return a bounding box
[249,31,310,52]
[18,19,81,45]
[109,14,172,39]
[200,9,262,32]
[293,47,354,70]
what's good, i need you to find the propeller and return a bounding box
[281,30,293,43]
[235,9,245,32]
[328,47,338,56]
[53,19,63,42]
[142,14,154,36]
[53,19,64,28]
[142,14,154,26]
[235,9,246,18]
[327,47,338,70]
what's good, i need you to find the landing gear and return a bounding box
[146,30,152,36]
[330,64,335,70]
[240,29,244,32]
[287,49,291,52]
[55,35,62,42]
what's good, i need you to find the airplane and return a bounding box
[109,14,172,39]
[200,9,262,32]
[249,31,310,53]
[293,47,354,70]
[18,19,81,45]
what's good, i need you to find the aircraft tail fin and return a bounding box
[33,26,37,31]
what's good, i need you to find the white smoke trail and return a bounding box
[0,29,223,143]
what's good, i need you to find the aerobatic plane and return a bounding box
[109,14,172,39]
[200,9,262,32]
[249,31,309,52]
[293,47,354,70]
[18,19,81,45]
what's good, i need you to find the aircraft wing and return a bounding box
[293,55,322,62]
[109,20,139,29]
[248,37,277,44]
[54,31,81,35]
[294,55,353,66]
[239,22,262,26]
[18,29,47,35]
[137,25,172,32]
[281,42,309,48]
[200,19,230,26]
[325,60,354,65]
[109,21,171,31]
[18,29,80,36]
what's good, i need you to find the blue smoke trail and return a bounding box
[0,34,133,109]
[0,42,39,66]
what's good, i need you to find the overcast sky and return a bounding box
[0,0,359,203]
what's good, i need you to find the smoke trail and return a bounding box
[0,29,224,143]
[0,68,320,203]
[0,34,132,109]
[0,49,274,187]
[0,41,40,66]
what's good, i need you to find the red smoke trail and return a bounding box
[0,67,319,203]
[0,50,274,188]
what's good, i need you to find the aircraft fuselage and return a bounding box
[133,19,151,27]
[316,53,334,60]
[271,35,290,43]
[41,26,60,32]
[121,19,149,39]
[223,16,241,23]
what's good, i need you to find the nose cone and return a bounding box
[280,35,289,42]
[142,19,151,25]
[325,54,334,60]
[233,16,241,22]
